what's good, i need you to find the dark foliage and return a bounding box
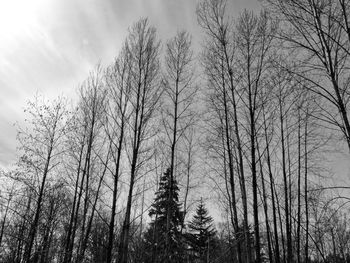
[186,198,217,262]
[143,168,184,263]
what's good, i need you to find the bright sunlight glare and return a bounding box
[0,0,47,50]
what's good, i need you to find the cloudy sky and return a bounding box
[1,0,349,181]
[0,0,262,169]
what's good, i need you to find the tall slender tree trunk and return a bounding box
[118,77,143,263]
[304,111,309,263]
[117,19,160,262]
[279,98,291,263]
[139,175,146,239]
[63,138,85,263]
[275,185,286,263]
[220,57,242,263]
[106,124,124,263]
[166,78,178,259]
[118,176,135,263]
[182,133,193,231]
[224,46,249,263]
[151,148,161,263]
[118,137,139,263]
[219,116,237,261]
[163,31,195,241]
[39,199,55,263]
[286,123,293,254]
[76,153,108,263]
[248,71,260,263]
[69,124,94,263]
[257,140,273,263]
[262,105,280,263]
[78,142,93,258]
[76,88,100,260]
[24,140,54,263]
[297,107,302,263]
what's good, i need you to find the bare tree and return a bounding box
[234,10,276,262]
[62,105,88,263]
[103,42,133,263]
[17,96,68,263]
[63,66,107,263]
[261,92,281,263]
[266,0,350,151]
[161,30,197,254]
[197,1,250,261]
[117,18,162,263]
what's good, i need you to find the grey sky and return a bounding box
[0,0,261,169]
[2,0,349,186]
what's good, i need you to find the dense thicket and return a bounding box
[1,1,350,262]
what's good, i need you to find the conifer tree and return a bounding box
[143,168,184,263]
[187,198,217,263]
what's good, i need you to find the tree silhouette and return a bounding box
[143,168,184,263]
[187,198,217,263]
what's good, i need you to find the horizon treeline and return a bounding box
[1,0,350,262]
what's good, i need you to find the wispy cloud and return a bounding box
[0,0,260,168]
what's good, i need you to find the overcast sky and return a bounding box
[1,0,349,182]
[0,0,262,169]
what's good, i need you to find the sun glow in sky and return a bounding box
[0,0,49,50]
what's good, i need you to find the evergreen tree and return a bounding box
[187,198,217,263]
[143,168,184,263]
